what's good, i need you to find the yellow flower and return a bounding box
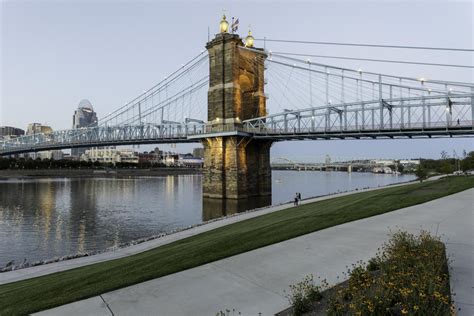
[401,308,409,314]
[414,305,419,311]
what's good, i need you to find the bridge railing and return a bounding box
[242,94,474,137]
[244,120,474,136]
[0,123,207,155]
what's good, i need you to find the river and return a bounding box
[0,171,415,267]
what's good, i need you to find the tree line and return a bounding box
[420,150,474,174]
[1,151,472,172]
[414,150,474,182]
[0,157,170,170]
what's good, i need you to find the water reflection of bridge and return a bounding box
[202,196,272,221]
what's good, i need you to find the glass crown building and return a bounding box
[71,99,98,158]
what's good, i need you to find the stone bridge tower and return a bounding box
[202,16,272,199]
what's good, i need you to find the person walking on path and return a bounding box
[294,193,299,206]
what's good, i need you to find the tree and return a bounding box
[441,159,454,175]
[439,150,454,174]
[461,151,474,171]
[415,164,428,182]
[396,163,404,173]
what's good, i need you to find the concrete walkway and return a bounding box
[34,188,473,316]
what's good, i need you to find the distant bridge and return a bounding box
[271,157,387,172]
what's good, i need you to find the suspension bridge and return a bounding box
[1,16,473,198]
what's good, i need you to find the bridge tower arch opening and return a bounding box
[202,20,272,199]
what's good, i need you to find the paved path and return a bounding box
[34,188,473,316]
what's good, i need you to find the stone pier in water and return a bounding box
[202,29,272,199]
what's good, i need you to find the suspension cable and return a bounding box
[255,38,474,52]
[272,51,474,69]
[269,53,474,88]
[99,51,208,124]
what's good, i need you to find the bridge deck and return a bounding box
[1,124,472,156]
[249,125,474,140]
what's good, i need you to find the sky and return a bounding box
[1,0,473,161]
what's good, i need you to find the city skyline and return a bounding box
[1,1,472,159]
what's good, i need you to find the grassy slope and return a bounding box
[1,176,473,315]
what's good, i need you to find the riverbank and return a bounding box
[0,174,418,275]
[1,176,472,315]
[0,171,416,268]
[0,168,398,179]
[0,167,201,178]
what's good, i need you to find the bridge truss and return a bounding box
[242,50,473,140]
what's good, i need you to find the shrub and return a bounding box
[414,165,428,182]
[327,231,452,315]
[286,274,328,315]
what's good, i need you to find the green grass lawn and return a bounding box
[1,176,473,315]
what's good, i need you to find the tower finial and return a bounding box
[245,27,254,47]
[219,13,229,33]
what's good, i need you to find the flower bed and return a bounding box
[283,231,453,315]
